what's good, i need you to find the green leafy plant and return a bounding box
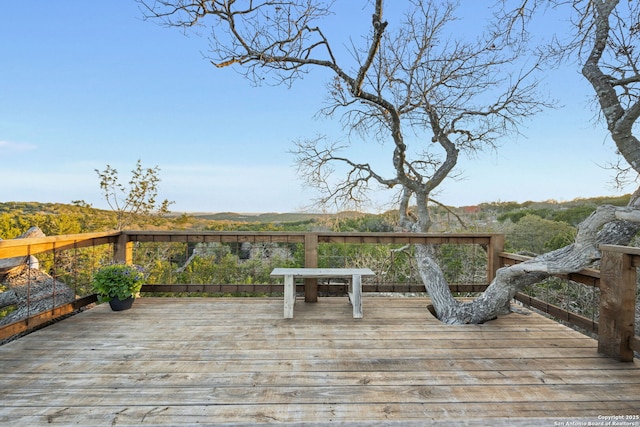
[92,263,146,302]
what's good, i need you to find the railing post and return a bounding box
[487,234,505,283]
[598,245,636,362]
[113,232,133,265]
[304,233,318,302]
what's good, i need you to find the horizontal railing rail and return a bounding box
[0,231,120,258]
[140,283,438,295]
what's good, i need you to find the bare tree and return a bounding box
[96,159,173,230]
[140,0,640,323]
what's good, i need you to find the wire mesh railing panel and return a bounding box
[517,276,600,335]
[133,241,303,295]
[318,242,489,292]
[1,234,116,339]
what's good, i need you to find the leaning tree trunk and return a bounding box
[419,204,640,324]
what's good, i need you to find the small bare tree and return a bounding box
[96,159,173,230]
[140,0,640,323]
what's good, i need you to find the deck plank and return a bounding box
[0,297,638,426]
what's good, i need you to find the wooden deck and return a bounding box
[0,297,639,426]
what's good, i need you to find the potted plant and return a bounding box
[92,263,146,311]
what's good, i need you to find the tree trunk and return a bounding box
[420,204,640,324]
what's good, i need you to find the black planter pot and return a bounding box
[108,296,135,311]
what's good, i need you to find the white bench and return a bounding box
[270,268,375,319]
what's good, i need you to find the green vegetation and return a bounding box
[91,263,146,302]
[1,195,632,324]
[0,195,631,243]
[504,215,577,254]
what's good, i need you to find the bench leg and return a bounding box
[284,275,295,319]
[350,274,363,319]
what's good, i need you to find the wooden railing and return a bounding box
[122,231,504,301]
[0,231,120,340]
[0,231,119,258]
[598,245,640,362]
[0,230,637,361]
[500,246,640,362]
[500,252,601,333]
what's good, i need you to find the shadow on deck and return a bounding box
[0,297,638,426]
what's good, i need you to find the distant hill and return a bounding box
[0,195,633,235]
[0,201,110,216]
[182,212,333,223]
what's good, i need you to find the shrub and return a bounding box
[92,263,146,302]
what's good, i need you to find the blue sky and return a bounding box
[0,1,631,213]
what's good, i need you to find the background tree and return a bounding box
[505,214,577,255]
[141,1,547,232]
[96,159,173,230]
[140,0,640,323]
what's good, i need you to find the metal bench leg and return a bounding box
[284,275,295,318]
